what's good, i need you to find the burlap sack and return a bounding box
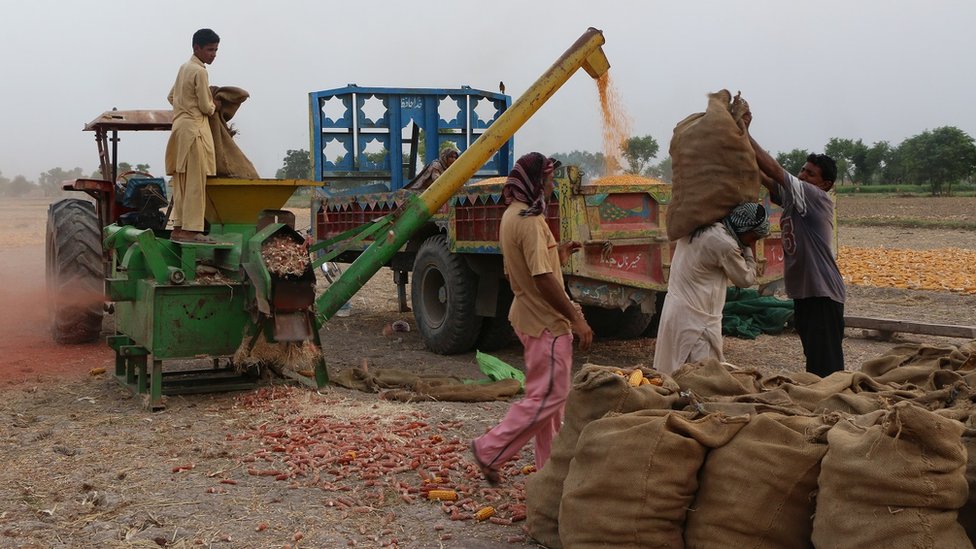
[685,414,831,549]
[959,433,976,543]
[525,365,681,549]
[812,402,970,549]
[378,378,522,402]
[698,401,806,416]
[558,410,748,549]
[332,368,517,402]
[906,382,974,415]
[813,391,887,414]
[209,86,260,178]
[860,341,976,390]
[672,358,763,398]
[696,387,815,416]
[413,378,521,402]
[332,367,431,391]
[779,370,895,412]
[860,342,966,388]
[666,89,761,241]
[812,383,924,414]
[761,371,822,388]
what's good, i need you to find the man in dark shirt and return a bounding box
[744,111,846,377]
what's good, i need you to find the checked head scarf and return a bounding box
[722,202,770,246]
[502,152,557,216]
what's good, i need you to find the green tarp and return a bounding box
[722,288,794,339]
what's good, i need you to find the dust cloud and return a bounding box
[0,198,110,383]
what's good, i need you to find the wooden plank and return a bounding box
[845,316,976,339]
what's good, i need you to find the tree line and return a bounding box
[0,163,152,198]
[552,125,976,196]
[7,125,973,198]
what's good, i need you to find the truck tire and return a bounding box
[412,234,482,354]
[46,199,104,344]
[641,291,667,338]
[476,284,516,352]
[582,304,654,339]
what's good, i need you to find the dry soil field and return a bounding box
[2,196,976,548]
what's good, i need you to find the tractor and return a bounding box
[48,109,327,409]
[46,28,613,409]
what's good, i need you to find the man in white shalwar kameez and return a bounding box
[653,203,770,375]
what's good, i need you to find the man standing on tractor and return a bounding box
[166,28,221,243]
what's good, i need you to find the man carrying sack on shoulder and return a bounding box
[654,203,770,374]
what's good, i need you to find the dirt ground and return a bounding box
[2,196,976,548]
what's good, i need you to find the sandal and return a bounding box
[470,440,500,486]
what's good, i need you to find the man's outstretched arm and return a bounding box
[743,111,786,187]
[749,133,787,187]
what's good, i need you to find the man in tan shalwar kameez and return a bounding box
[653,203,770,375]
[165,28,220,243]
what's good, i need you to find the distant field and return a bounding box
[837,195,976,228]
[0,198,48,246]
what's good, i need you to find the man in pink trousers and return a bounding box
[471,152,593,485]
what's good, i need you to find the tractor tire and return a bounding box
[46,199,104,344]
[582,304,654,339]
[411,234,482,355]
[475,283,516,352]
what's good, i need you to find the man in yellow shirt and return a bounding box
[165,28,221,243]
[471,152,593,484]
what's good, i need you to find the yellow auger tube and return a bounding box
[420,27,609,211]
[314,28,610,323]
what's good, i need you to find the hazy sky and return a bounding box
[1,0,973,181]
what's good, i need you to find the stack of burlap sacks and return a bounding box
[526,341,976,548]
[667,89,761,241]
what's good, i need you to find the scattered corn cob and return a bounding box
[474,506,496,521]
[427,490,458,501]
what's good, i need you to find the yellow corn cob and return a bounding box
[427,489,458,501]
[474,506,496,521]
[639,377,651,386]
[628,369,644,387]
[648,377,663,386]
